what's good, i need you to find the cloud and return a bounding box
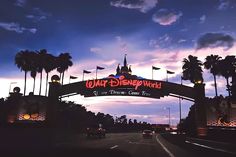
[149,34,172,48]
[152,9,182,26]
[28,28,37,33]
[196,33,234,50]
[14,0,27,7]
[26,8,51,22]
[90,47,102,54]
[178,39,187,43]
[149,39,159,48]
[110,0,158,13]
[200,15,206,24]
[0,22,37,34]
[115,36,128,51]
[218,0,230,10]
[26,15,47,21]
[115,36,122,42]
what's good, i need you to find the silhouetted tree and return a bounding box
[15,50,32,96]
[180,104,197,136]
[30,70,37,94]
[28,52,38,94]
[219,56,236,96]
[128,119,133,125]
[204,54,222,97]
[57,53,73,85]
[182,55,203,84]
[44,53,56,96]
[37,49,48,95]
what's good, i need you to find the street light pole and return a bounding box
[168,107,170,127]
[166,71,168,82]
[179,97,181,123]
[152,68,153,80]
[96,68,98,80]
[179,76,183,124]
[164,107,171,128]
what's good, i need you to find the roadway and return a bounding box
[1,131,235,157]
[54,132,236,157]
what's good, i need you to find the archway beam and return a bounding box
[55,79,195,101]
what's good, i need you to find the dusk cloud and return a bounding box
[178,39,187,43]
[218,0,230,10]
[110,0,158,13]
[200,15,206,24]
[152,9,182,25]
[90,47,102,54]
[26,8,51,22]
[149,34,172,48]
[14,0,27,7]
[0,22,37,34]
[196,33,234,50]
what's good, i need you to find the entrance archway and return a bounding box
[48,56,207,135]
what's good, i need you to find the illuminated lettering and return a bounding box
[109,90,126,95]
[110,77,119,87]
[85,76,162,90]
[128,91,140,95]
[93,91,98,96]
[86,79,108,88]
[142,91,150,96]
[143,81,161,89]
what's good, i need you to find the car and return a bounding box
[86,124,106,138]
[142,130,153,138]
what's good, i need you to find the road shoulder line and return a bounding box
[155,135,175,157]
[186,137,229,145]
[185,140,236,155]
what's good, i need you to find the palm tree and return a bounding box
[204,54,222,97]
[182,55,203,84]
[30,70,37,94]
[219,55,236,96]
[28,51,38,94]
[15,50,32,96]
[37,49,48,95]
[56,53,73,85]
[44,53,57,96]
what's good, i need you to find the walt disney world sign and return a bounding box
[83,76,165,98]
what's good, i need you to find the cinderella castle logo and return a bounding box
[108,54,142,79]
[85,54,162,90]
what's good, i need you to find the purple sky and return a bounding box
[0,0,236,125]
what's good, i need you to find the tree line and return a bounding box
[0,97,152,132]
[180,54,236,136]
[182,54,236,97]
[57,101,152,132]
[15,49,73,96]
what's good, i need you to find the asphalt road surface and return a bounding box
[54,132,236,157]
[1,132,235,157]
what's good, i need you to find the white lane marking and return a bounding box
[110,145,119,149]
[185,140,236,155]
[186,137,229,145]
[128,141,156,146]
[155,135,175,157]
